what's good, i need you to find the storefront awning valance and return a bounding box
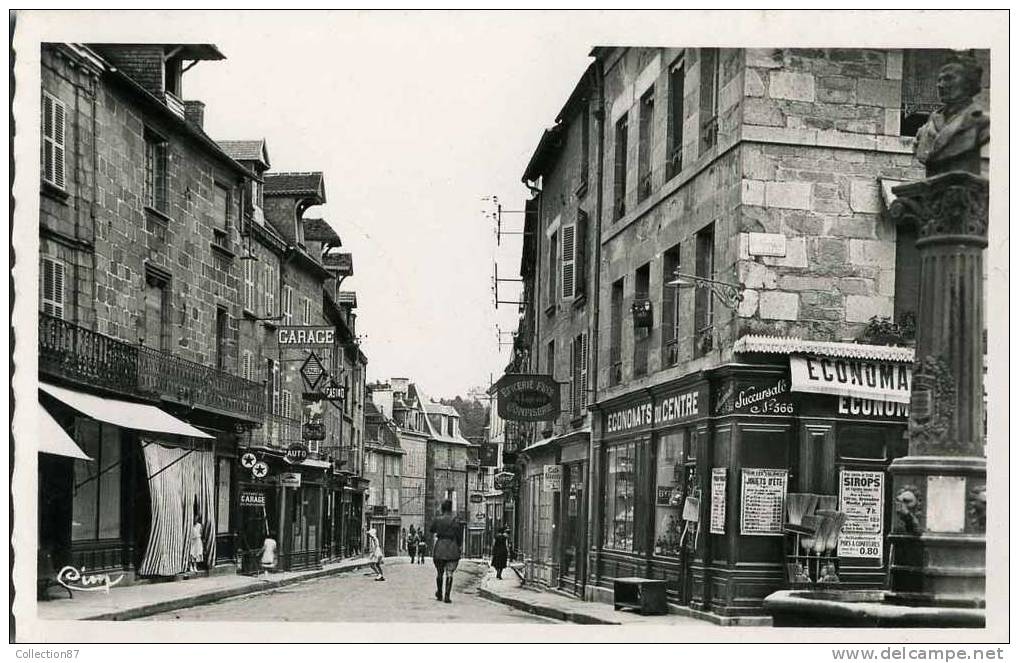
[39,406,92,460]
[300,458,332,469]
[40,383,214,439]
[733,335,915,363]
[521,427,591,455]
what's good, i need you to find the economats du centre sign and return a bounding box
[495,374,560,422]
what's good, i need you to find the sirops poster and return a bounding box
[740,468,787,536]
[837,469,884,559]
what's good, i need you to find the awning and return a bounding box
[39,407,92,460]
[790,355,912,404]
[300,458,332,469]
[39,383,214,439]
[521,427,591,455]
[734,335,915,363]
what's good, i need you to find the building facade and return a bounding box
[364,399,403,556]
[505,47,989,618]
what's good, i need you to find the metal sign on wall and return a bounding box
[494,373,560,422]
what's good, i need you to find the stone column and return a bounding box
[887,171,988,608]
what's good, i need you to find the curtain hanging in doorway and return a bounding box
[138,442,217,576]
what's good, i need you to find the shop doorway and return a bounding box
[559,462,587,596]
[284,484,322,571]
[238,484,277,574]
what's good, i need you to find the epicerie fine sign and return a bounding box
[277,326,335,347]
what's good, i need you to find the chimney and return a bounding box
[183,100,205,129]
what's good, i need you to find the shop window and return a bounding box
[637,85,655,202]
[613,114,629,220]
[71,420,121,541]
[661,243,682,367]
[603,442,637,552]
[653,430,696,557]
[699,48,720,154]
[666,59,685,180]
[216,457,231,534]
[838,425,889,462]
[609,278,624,385]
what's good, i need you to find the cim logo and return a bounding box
[56,565,125,593]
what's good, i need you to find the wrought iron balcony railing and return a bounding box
[39,313,264,421]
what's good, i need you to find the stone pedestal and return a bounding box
[887,172,988,609]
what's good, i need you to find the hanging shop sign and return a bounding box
[740,468,788,536]
[493,471,517,491]
[790,356,912,404]
[299,353,328,391]
[280,472,302,488]
[837,470,884,560]
[479,442,500,467]
[710,468,727,535]
[321,252,353,275]
[604,398,654,436]
[278,326,336,348]
[469,493,485,504]
[715,378,794,416]
[240,452,257,469]
[543,464,562,491]
[322,380,345,401]
[654,385,707,427]
[240,490,266,507]
[495,374,561,422]
[285,442,309,465]
[251,461,269,479]
[302,393,326,441]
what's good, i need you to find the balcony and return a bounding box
[39,313,264,421]
[250,413,301,449]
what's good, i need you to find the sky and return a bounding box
[180,13,596,399]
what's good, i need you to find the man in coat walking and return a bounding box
[428,500,461,603]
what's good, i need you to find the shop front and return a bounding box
[590,343,913,618]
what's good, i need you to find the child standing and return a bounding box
[260,531,278,578]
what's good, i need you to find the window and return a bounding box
[653,430,696,558]
[575,211,589,299]
[71,420,121,541]
[561,222,576,299]
[143,268,171,352]
[267,358,280,415]
[546,339,555,378]
[694,224,715,355]
[580,102,591,191]
[164,56,182,97]
[213,183,230,242]
[215,307,228,371]
[547,227,559,310]
[894,224,919,328]
[633,263,651,377]
[609,278,624,385]
[241,350,254,381]
[144,130,169,213]
[368,452,377,474]
[613,114,629,220]
[243,258,255,312]
[282,285,293,324]
[263,265,275,318]
[571,332,589,418]
[604,442,637,552]
[216,457,231,535]
[637,86,655,202]
[282,390,293,420]
[900,49,956,137]
[699,48,720,154]
[41,257,66,319]
[42,92,66,189]
[662,243,682,367]
[303,297,312,325]
[667,60,686,180]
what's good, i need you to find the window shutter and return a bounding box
[561,224,576,299]
[272,361,281,415]
[580,333,589,410]
[242,350,252,381]
[155,142,168,212]
[575,213,588,297]
[282,390,292,419]
[283,285,293,324]
[265,266,275,316]
[41,257,65,319]
[568,337,576,416]
[243,259,254,311]
[42,93,66,189]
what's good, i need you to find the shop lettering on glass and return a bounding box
[605,401,652,434]
[717,379,793,416]
[790,356,912,403]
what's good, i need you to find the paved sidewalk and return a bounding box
[36,555,398,621]
[477,568,711,626]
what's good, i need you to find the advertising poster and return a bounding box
[837,470,884,559]
[710,468,727,534]
[740,468,787,536]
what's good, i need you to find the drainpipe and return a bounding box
[587,60,607,592]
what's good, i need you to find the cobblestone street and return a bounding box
[144,560,553,623]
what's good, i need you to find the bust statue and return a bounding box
[914,55,989,176]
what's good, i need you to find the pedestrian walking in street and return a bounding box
[260,531,278,578]
[407,527,418,563]
[490,527,509,580]
[429,499,461,603]
[417,535,427,563]
[188,514,204,574]
[367,527,386,581]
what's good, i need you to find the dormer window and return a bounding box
[164,56,183,97]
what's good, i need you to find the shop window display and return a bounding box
[604,442,636,551]
[653,430,697,557]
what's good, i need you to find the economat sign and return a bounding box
[495,374,560,422]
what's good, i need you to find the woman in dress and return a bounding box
[490,527,509,580]
[367,527,385,581]
[189,515,204,573]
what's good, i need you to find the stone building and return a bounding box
[505,47,989,619]
[37,43,263,583]
[416,386,471,543]
[363,399,403,556]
